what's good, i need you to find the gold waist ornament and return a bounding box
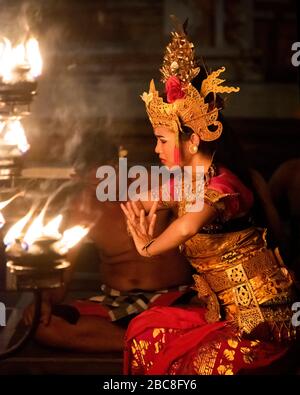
[193,247,296,340]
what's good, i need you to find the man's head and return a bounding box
[72,130,118,180]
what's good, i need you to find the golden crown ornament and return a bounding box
[141,17,240,147]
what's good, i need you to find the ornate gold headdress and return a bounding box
[141,17,240,162]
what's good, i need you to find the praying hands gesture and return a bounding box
[121,201,158,257]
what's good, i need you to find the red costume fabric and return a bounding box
[124,167,296,375]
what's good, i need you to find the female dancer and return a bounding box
[121,21,298,375]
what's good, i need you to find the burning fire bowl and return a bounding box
[6,237,70,290]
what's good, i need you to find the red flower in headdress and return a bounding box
[165,76,185,103]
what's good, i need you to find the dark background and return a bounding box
[0,0,299,375]
[1,0,299,179]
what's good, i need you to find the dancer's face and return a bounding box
[154,126,177,168]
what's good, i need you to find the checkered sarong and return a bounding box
[88,284,191,322]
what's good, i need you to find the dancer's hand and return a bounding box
[121,201,158,256]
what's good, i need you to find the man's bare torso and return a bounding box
[70,184,192,292]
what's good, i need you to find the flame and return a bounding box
[43,214,62,239]
[26,38,43,79]
[12,43,26,70]
[0,121,4,134]
[0,211,5,229]
[60,226,89,250]
[1,118,30,153]
[0,38,13,82]
[3,206,35,246]
[23,210,45,246]
[0,36,42,83]
[0,192,24,228]
[4,205,88,252]
[0,192,24,210]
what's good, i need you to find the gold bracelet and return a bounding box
[142,238,156,257]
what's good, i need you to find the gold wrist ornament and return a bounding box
[142,238,156,257]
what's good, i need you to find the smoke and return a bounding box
[0,0,42,40]
[1,0,149,167]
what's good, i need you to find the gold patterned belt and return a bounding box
[203,248,280,293]
[193,248,295,336]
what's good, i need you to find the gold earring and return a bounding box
[189,145,198,154]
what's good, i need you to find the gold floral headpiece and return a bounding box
[141,18,240,146]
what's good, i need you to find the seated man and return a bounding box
[23,131,193,352]
[269,158,300,280]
